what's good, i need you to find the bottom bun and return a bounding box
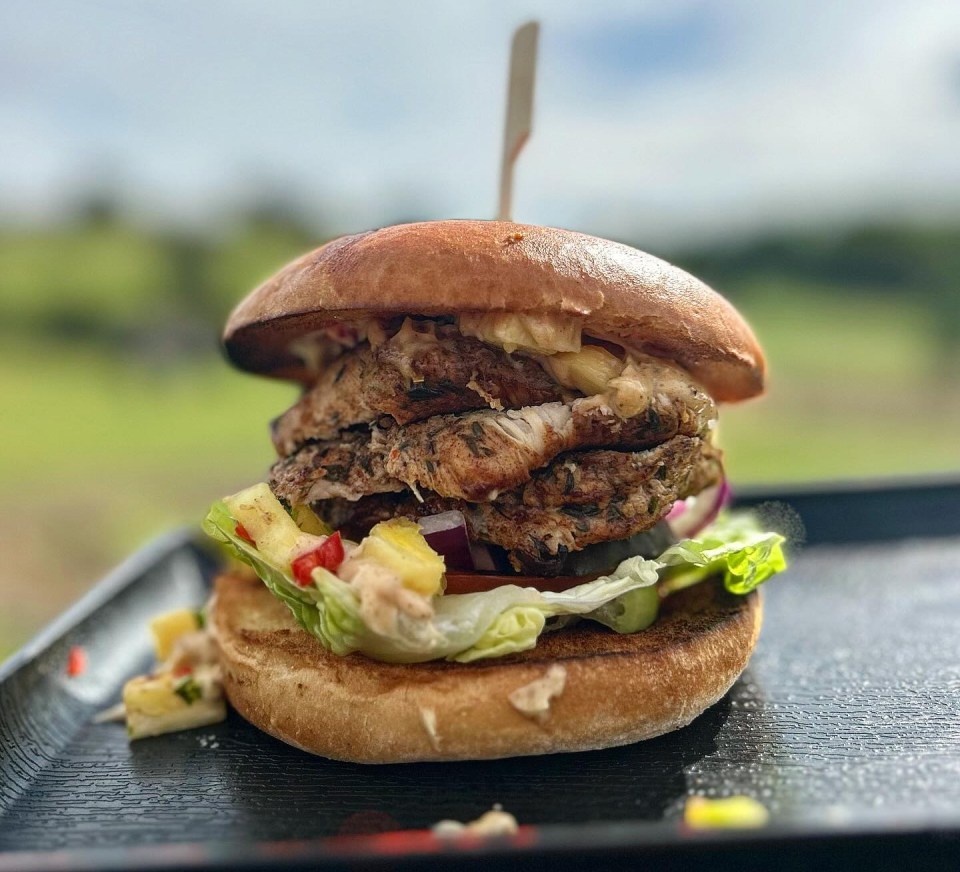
[210,571,762,763]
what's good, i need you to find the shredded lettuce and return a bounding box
[203,501,786,663]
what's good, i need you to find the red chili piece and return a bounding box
[67,646,87,677]
[292,532,345,587]
[236,523,255,545]
[172,664,193,678]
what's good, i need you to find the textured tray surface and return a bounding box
[2,486,960,868]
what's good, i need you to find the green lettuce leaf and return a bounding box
[203,502,786,663]
[657,513,787,596]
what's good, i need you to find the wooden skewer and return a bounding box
[498,21,539,222]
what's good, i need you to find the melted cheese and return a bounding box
[459,312,581,355]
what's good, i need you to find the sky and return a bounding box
[2,0,960,245]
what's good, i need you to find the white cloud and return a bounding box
[1,0,959,244]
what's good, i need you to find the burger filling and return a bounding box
[203,315,787,663]
[268,317,718,575]
[279,436,719,576]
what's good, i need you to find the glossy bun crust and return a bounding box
[210,570,762,763]
[223,220,765,402]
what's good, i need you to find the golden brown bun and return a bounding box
[210,570,762,763]
[223,220,765,402]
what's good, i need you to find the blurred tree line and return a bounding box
[0,194,323,362]
[673,224,960,370]
[2,195,958,369]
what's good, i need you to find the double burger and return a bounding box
[203,220,786,762]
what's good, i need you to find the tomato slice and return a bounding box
[292,532,345,586]
[443,572,598,595]
[235,523,255,545]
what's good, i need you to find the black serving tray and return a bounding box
[2,478,960,871]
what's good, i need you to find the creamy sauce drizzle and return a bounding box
[338,557,434,636]
[287,316,711,427]
[433,806,520,838]
[388,318,441,383]
[508,664,567,723]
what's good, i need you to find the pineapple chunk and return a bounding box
[355,518,445,596]
[123,672,226,740]
[290,504,332,536]
[224,482,318,566]
[542,345,623,396]
[683,795,770,830]
[149,609,201,661]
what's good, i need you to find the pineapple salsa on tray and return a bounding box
[166,220,786,763]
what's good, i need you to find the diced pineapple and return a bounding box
[355,518,445,596]
[290,504,333,536]
[149,609,201,661]
[542,345,623,396]
[224,483,315,565]
[123,672,226,740]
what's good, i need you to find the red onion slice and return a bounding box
[418,511,475,571]
[666,479,732,539]
[468,543,497,572]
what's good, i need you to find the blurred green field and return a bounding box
[720,279,960,481]
[2,215,959,658]
[0,341,292,658]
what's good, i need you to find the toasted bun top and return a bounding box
[210,570,762,763]
[223,220,765,402]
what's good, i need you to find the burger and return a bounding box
[203,220,786,763]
